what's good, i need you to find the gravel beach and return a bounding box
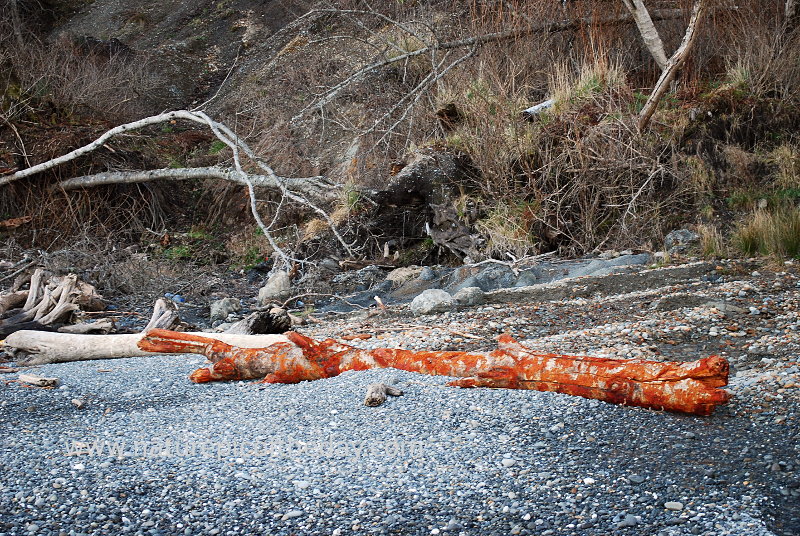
[2,259,799,536]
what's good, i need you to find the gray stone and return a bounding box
[281,510,304,520]
[664,501,684,511]
[452,287,485,306]
[258,271,291,305]
[473,264,517,291]
[566,254,651,279]
[419,266,436,281]
[386,266,423,286]
[628,474,646,484]
[665,229,699,253]
[514,269,541,287]
[617,514,639,528]
[210,297,241,322]
[410,289,453,315]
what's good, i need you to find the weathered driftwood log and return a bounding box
[364,383,404,407]
[57,319,115,334]
[138,329,730,416]
[225,308,292,335]
[1,298,292,364]
[3,330,287,365]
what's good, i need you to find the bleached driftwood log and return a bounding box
[2,297,293,365]
[3,330,288,366]
[0,269,106,337]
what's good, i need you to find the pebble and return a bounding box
[617,514,638,528]
[664,502,684,511]
[281,510,303,520]
[628,474,646,484]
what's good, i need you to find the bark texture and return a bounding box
[139,329,730,416]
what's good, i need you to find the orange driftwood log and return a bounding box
[138,329,730,415]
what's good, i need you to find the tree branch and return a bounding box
[290,8,685,123]
[55,167,341,204]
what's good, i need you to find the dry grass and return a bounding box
[475,201,539,258]
[697,224,728,258]
[733,207,800,259]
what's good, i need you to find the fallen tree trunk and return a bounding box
[3,330,288,365]
[139,329,730,416]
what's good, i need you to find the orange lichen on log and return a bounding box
[138,329,731,415]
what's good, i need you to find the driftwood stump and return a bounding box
[364,383,403,406]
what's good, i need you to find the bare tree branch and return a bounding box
[290,8,685,124]
[0,109,355,266]
[55,167,340,203]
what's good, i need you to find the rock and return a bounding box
[628,474,646,484]
[419,266,436,281]
[514,268,541,287]
[70,398,87,409]
[664,229,699,253]
[318,258,341,273]
[410,289,453,315]
[386,266,423,286]
[664,501,684,511]
[617,514,639,528]
[257,272,291,305]
[472,264,517,291]
[210,297,241,322]
[282,510,304,520]
[501,458,516,468]
[452,287,485,306]
[331,265,387,292]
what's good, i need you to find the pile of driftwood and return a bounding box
[0,268,108,337]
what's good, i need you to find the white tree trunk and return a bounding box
[4,330,288,366]
[638,0,708,130]
[621,0,669,70]
[55,167,340,204]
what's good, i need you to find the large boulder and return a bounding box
[410,289,453,315]
[258,271,291,305]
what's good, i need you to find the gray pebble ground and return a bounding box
[2,259,799,536]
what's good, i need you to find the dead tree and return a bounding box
[139,329,730,416]
[622,0,710,130]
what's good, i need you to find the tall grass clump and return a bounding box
[734,207,800,259]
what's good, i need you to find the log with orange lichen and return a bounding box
[138,328,731,416]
